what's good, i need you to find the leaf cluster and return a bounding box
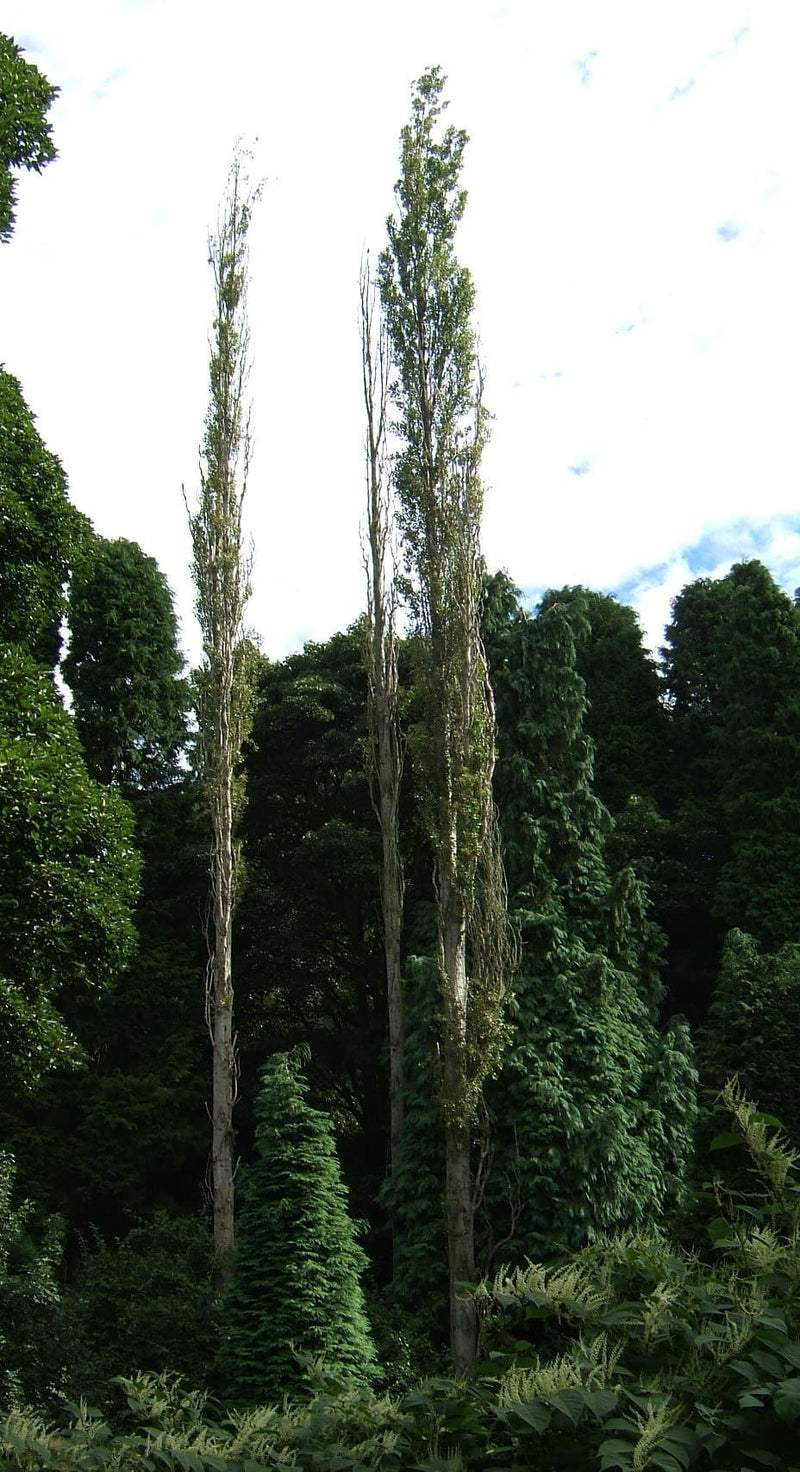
[0,33,58,241]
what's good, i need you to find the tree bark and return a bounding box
[361,263,405,1261]
[188,153,259,1289]
[210,749,236,1278]
[441,869,477,1373]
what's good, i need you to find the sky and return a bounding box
[2,0,798,664]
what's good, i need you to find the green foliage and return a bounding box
[7,1086,800,1468]
[0,1154,67,1416]
[663,561,800,961]
[0,645,139,1092]
[240,632,381,1078]
[1,777,209,1239]
[0,371,86,668]
[63,536,189,789]
[0,33,57,242]
[188,152,259,811]
[378,68,511,1145]
[477,1080,800,1470]
[65,1214,218,1406]
[220,1051,378,1405]
[380,956,449,1322]
[544,586,668,819]
[237,629,390,1253]
[699,929,800,1149]
[483,578,696,1263]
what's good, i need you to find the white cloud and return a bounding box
[2,1,798,662]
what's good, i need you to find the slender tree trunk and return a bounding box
[188,153,259,1289]
[361,263,405,1262]
[378,71,513,1371]
[210,747,236,1269]
[380,736,405,1189]
[440,868,477,1373]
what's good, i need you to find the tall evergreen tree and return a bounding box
[547,586,668,818]
[238,630,389,1256]
[482,578,696,1264]
[698,929,800,1149]
[662,561,800,1017]
[220,1051,377,1405]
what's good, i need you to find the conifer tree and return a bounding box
[661,561,800,1016]
[699,929,800,1148]
[220,1051,377,1405]
[482,579,696,1263]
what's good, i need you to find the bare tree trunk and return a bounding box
[210,753,236,1268]
[361,262,405,1262]
[440,869,477,1373]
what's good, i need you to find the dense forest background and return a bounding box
[4,33,800,1472]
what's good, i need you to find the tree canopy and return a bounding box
[0,32,58,241]
[64,535,189,790]
[0,370,86,669]
[0,646,139,1093]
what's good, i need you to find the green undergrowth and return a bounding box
[4,1082,800,1469]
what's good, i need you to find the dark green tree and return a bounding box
[482,577,696,1264]
[546,586,667,818]
[220,1051,377,1405]
[63,535,189,789]
[65,1213,218,1405]
[0,645,139,1094]
[4,532,205,1235]
[698,929,800,1148]
[0,32,57,242]
[238,629,388,1249]
[661,561,800,1017]
[0,370,86,668]
[0,1152,68,1413]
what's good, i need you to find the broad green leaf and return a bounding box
[709,1130,744,1150]
[774,1377,800,1423]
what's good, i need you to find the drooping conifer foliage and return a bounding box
[699,928,800,1148]
[482,576,696,1262]
[661,560,800,1017]
[219,1051,377,1405]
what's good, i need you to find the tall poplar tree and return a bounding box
[378,68,513,1372]
[188,155,259,1278]
[360,260,405,1239]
